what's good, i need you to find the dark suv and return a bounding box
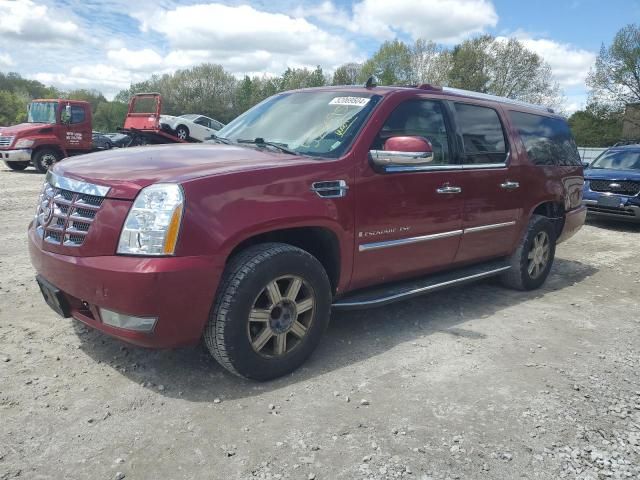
[583,142,640,221]
[28,84,586,380]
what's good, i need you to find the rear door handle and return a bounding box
[436,185,462,194]
[500,181,520,190]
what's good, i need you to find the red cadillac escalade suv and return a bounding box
[28,84,586,380]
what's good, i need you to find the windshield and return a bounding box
[28,102,58,124]
[591,149,640,170]
[217,91,382,157]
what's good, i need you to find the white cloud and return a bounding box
[133,3,360,74]
[0,52,14,67]
[107,48,164,71]
[516,37,596,89]
[0,0,80,43]
[349,0,498,43]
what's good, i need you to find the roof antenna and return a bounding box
[365,76,377,88]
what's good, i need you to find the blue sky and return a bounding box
[0,0,637,112]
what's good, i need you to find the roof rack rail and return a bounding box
[612,139,640,147]
[440,87,554,113]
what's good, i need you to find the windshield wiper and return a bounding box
[236,137,298,155]
[205,133,233,144]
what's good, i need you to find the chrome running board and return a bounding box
[332,259,510,310]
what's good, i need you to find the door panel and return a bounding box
[450,102,522,263]
[351,99,464,291]
[62,104,92,151]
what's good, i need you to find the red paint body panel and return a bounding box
[27,85,586,349]
[28,227,222,347]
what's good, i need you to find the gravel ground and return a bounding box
[1,166,639,480]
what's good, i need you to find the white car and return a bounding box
[159,114,225,142]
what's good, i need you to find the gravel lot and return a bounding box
[1,166,639,480]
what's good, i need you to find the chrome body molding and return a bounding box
[46,170,110,197]
[463,221,517,234]
[332,266,511,308]
[358,221,517,252]
[359,229,463,252]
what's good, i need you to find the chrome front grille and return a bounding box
[590,180,640,196]
[35,171,110,248]
[0,136,14,147]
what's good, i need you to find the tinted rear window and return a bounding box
[509,111,581,166]
[453,103,507,164]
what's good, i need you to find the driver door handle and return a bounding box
[436,185,462,194]
[500,181,520,190]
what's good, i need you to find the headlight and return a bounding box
[117,183,184,256]
[15,138,35,148]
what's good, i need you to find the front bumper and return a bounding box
[28,227,223,348]
[557,205,587,244]
[582,187,640,222]
[1,149,31,162]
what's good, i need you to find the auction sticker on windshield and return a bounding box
[329,97,370,107]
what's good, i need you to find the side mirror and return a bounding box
[61,104,72,124]
[370,136,434,171]
[581,161,590,169]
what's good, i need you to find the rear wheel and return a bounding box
[501,214,556,291]
[4,161,29,171]
[33,148,61,173]
[204,243,332,380]
[175,125,189,141]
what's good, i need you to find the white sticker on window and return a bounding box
[329,97,370,107]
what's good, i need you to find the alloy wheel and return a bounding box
[42,153,57,169]
[527,231,550,279]
[247,275,315,357]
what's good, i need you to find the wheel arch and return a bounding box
[226,226,342,295]
[530,200,565,239]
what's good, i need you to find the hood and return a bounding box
[0,123,53,137]
[159,115,178,124]
[584,168,640,182]
[53,143,318,199]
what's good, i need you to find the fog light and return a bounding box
[100,308,157,332]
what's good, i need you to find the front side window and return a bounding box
[70,106,85,124]
[591,149,640,170]
[217,91,382,158]
[194,116,209,127]
[454,103,507,165]
[509,111,581,166]
[27,102,58,124]
[373,99,451,165]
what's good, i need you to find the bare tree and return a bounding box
[409,39,452,86]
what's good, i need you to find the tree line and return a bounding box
[1,25,639,147]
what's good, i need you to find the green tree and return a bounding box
[332,63,362,85]
[66,89,107,113]
[360,40,413,85]
[587,23,640,108]
[568,104,623,147]
[93,101,128,132]
[448,35,493,92]
[0,90,24,125]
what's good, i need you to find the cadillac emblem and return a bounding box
[43,197,55,225]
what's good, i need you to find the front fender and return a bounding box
[178,163,355,290]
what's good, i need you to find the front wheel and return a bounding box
[204,243,332,380]
[4,161,29,171]
[501,214,556,291]
[33,148,61,173]
[175,125,189,141]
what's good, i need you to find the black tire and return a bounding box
[175,125,189,141]
[33,148,61,173]
[501,214,557,291]
[204,243,332,380]
[4,161,29,171]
